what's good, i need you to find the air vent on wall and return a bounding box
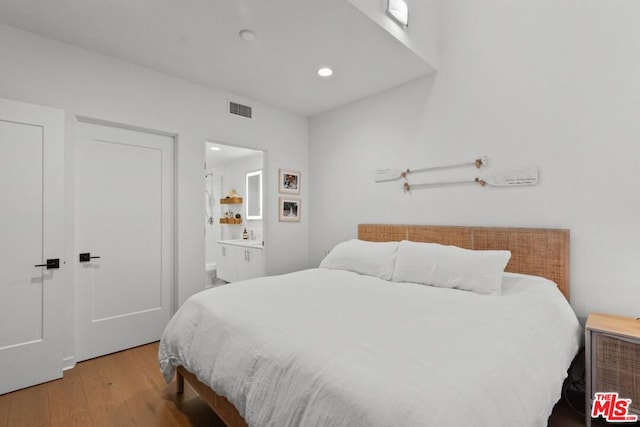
[229,101,252,119]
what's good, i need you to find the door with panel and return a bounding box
[76,119,174,361]
[0,98,65,394]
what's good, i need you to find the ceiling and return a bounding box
[206,141,261,170]
[0,0,433,116]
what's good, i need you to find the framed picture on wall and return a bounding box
[279,197,301,222]
[278,169,300,194]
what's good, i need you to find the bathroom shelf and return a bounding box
[220,218,242,224]
[220,197,243,204]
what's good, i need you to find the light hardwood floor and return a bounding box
[0,341,593,427]
[0,342,224,427]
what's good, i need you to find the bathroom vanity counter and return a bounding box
[217,239,264,249]
[217,240,264,282]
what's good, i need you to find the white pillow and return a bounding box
[319,239,398,280]
[392,240,511,295]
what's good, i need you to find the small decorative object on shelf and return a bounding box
[220,210,242,224]
[220,189,243,204]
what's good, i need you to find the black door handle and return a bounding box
[35,258,60,269]
[79,253,101,262]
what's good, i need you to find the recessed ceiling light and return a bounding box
[239,29,257,41]
[210,146,221,151]
[317,67,333,77]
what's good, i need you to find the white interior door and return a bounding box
[76,119,174,361]
[0,98,65,394]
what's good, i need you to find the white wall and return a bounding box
[309,0,640,321]
[347,0,440,69]
[0,24,309,364]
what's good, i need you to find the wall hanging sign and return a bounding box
[374,156,539,192]
[402,167,539,191]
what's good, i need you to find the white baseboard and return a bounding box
[62,356,76,371]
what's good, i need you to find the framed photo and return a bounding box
[279,197,301,222]
[279,169,300,194]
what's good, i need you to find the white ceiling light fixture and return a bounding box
[387,0,409,28]
[238,29,257,41]
[210,146,221,151]
[317,67,333,77]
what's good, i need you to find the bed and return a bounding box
[159,224,581,427]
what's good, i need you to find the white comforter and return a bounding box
[159,268,581,427]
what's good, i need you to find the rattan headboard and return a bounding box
[358,224,570,300]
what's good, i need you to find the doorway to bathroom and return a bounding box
[205,141,265,288]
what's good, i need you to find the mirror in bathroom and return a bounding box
[246,170,262,220]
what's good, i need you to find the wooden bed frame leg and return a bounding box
[176,365,248,426]
[177,371,185,394]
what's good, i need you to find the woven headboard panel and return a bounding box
[358,224,570,300]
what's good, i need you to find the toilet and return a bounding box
[205,262,217,288]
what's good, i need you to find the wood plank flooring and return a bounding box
[0,342,223,427]
[0,341,604,426]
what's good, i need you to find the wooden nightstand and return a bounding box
[585,313,640,426]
